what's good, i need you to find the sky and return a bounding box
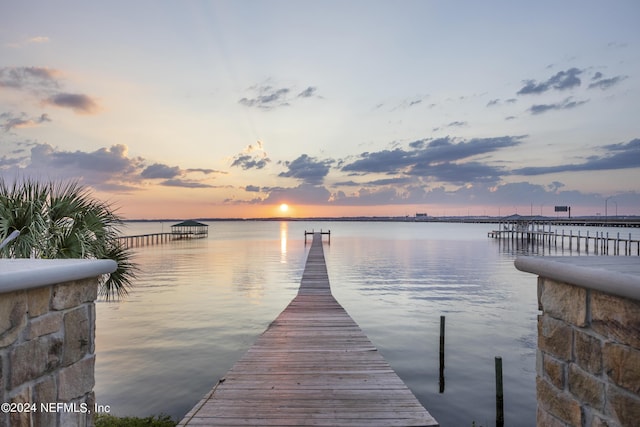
[1,0,639,219]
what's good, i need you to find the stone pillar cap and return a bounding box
[0,259,117,293]
[515,256,640,301]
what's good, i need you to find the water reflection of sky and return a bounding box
[326,232,538,426]
[280,221,287,262]
[95,221,542,425]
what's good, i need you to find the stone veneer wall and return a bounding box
[537,276,640,426]
[0,278,98,427]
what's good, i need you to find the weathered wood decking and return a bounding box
[178,233,438,426]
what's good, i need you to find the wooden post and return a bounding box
[586,230,589,252]
[439,315,445,393]
[495,356,504,427]
[569,230,573,251]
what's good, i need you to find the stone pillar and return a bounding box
[537,277,640,426]
[0,278,99,427]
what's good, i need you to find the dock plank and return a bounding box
[178,233,438,426]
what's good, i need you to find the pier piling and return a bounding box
[439,315,445,394]
[488,220,639,255]
[495,356,504,427]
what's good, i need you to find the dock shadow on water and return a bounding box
[95,221,537,426]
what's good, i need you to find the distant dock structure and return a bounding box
[304,228,330,244]
[118,220,209,248]
[489,218,639,255]
[171,220,209,239]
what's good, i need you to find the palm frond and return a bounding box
[0,176,136,300]
[98,242,138,301]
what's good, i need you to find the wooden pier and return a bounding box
[178,233,438,426]
[488,221,640,256]
[117,232,194,248]
[304,229,330,244]
[118,220,209,248]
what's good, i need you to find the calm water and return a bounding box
[95,220,625,426]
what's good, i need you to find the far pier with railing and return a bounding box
[118,220,209,248]
[488,218,640,255]
[304,228,330,244]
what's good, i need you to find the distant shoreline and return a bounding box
[123,215,640,227]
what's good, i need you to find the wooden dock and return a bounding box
[304,229,330,244]
[488,221,640,256]
[117,232,202,248]
[178,233,438,426]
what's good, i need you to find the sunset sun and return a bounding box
[279,203,289,213]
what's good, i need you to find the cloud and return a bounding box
[140,163,222,187]
[245,185,261,192]
[10,143,144,191]
[297,86,317,98]
[1,112,51,132]
[548,181,565,192]
[2,141,220,193]
[331,187,408,206]
[409,161,504,184]
[5,36,50,48]
[513,138,640,175]
[342,136,524,181]
[230,141,271,170]
[0,66,61,91]
[365,177,415,186]
[1,67,101,114]
[239,85,290,109]
[160,179,213,188]
[140,163,220,188]
[379,95,429,112]
[26,36,49,44]
[588,73,628,90]
[187,168,223,174]
[253,180,640,210]
[517,68,583,95]
[447,121,467,128]
[30,143,140,174]
[342,148,410,174]
[486,98,517,108]
[528,97,589,114]
[231,154,270,170]
[279,154,332,185]
[44,93,99,114]
[0,154,28,167]
[141,163,181,179]
[239,83,319,109]
[263,183,332,205]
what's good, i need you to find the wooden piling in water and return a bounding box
[495,356,504,427]
[439,315,445,394]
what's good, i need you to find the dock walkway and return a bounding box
[178,233,438,426]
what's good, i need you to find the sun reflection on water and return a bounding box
[280,221,288,263]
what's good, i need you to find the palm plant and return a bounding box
[0,177,136,300]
